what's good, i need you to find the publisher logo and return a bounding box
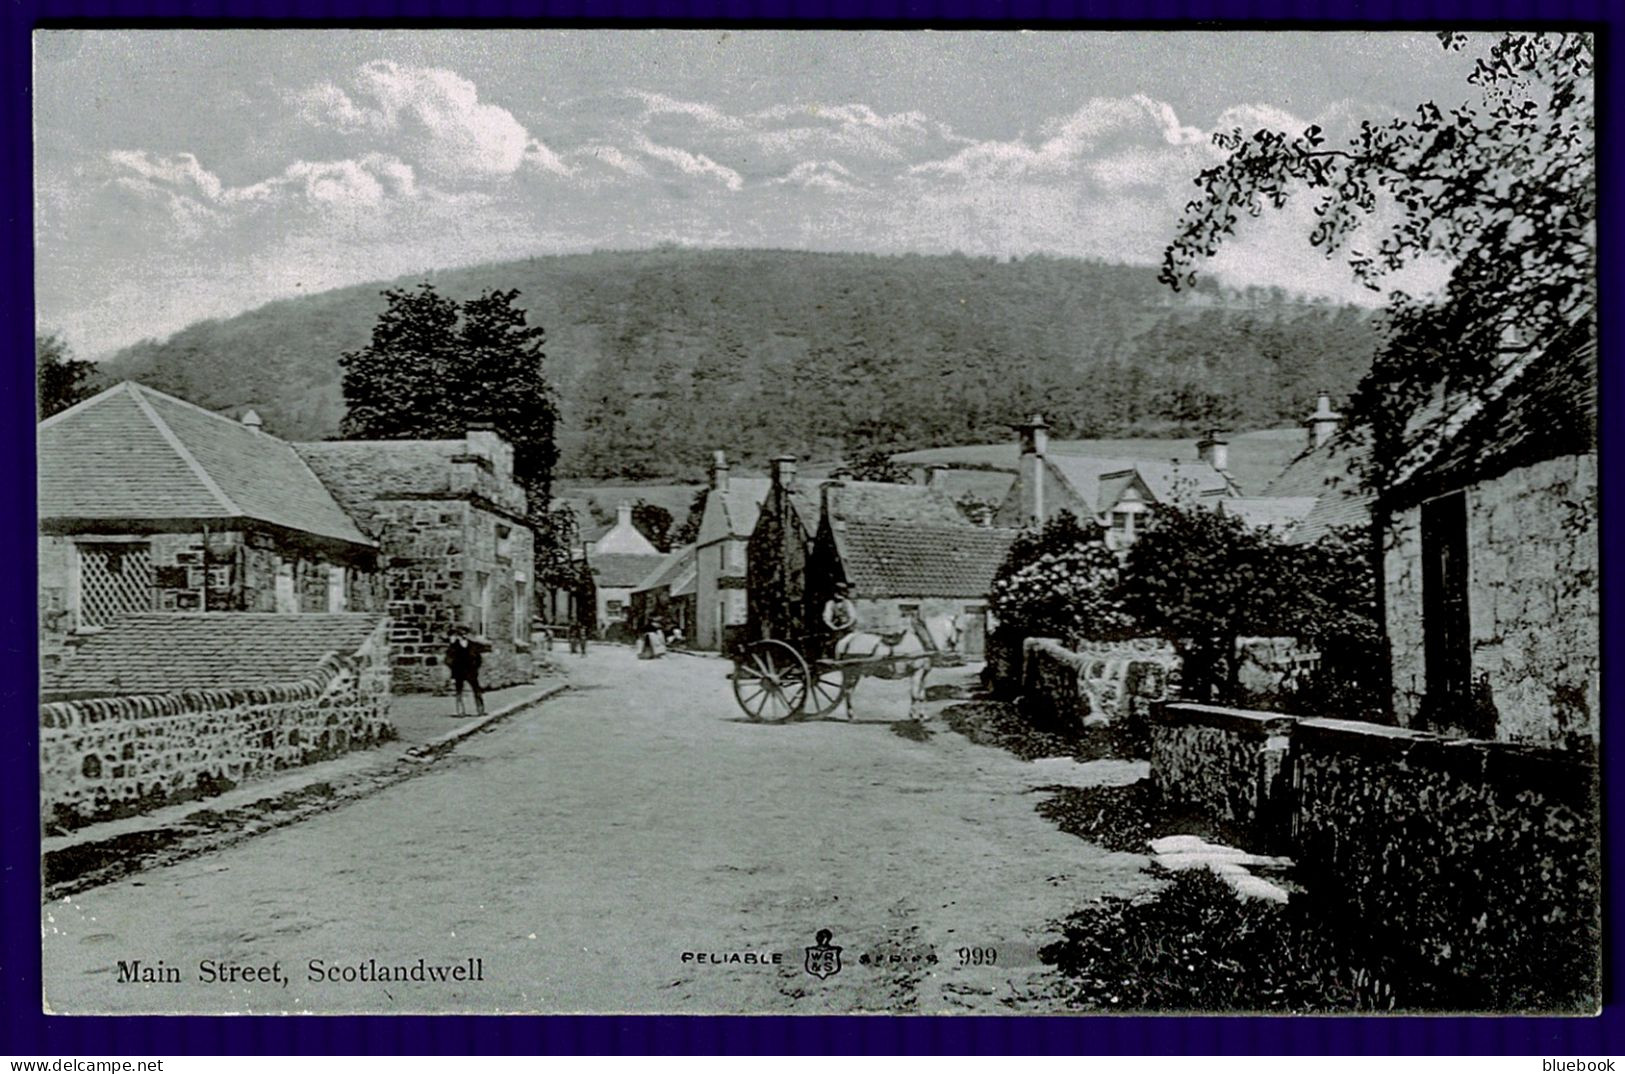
[803,928,842,979]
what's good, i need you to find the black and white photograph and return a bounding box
[32,28,1598,1016]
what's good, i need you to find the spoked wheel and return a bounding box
[803,660,855,719]
[732,640,810,723]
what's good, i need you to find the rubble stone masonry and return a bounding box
[1386,453,1598,745]
[40,619,393,832]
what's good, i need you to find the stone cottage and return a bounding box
[38,382,382,675]
[628,544,698,640]
[581,502,666,636]
[804,480,1012,658]
[294,426,537,692]
[1381,317,1598,748]
[693,451,773,651]
[994,415,1234,547]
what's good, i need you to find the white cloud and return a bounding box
[771,159,863,193]
[634,136,743,191]
[301,61,567,184]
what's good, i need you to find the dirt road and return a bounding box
[43,646,1153,1014]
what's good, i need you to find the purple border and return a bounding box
[2,3,1619,1056]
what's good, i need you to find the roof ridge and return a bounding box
[37,380,132,429]
[125,383,245,518]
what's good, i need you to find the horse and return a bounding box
[832,611,963,721]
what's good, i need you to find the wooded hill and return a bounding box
[97,248,1380,481]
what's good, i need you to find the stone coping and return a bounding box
[1151,702,1299,736]
[1294,717,1596,799]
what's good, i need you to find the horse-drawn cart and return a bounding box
[729,626,963,722]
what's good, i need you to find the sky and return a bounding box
[33,30,1483,358]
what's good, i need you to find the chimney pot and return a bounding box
[240,409,263,432]
[1306,394,1342,449]
[710,450,731,492]
[617,501,633,525]
[1196,430,1229,472]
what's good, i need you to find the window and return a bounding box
[496,524,513,559]
[606,598,625,619]
[327,566,347,613]
[475,570,492,636]
[514,575,529,643]
[74,541,153,628]
[274,559,297,614]
[899,602,920,617]
[1421,492,1471,715]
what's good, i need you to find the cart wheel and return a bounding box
[732,640,810,723]
[804,661,855,719]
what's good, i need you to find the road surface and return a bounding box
[43,646,1153,1014]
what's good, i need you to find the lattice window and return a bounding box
[76,543,153,628]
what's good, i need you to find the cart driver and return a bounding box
[822,582,858,639]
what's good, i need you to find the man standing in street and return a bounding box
[444,625,487,718]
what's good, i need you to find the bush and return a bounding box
[989,512,1134,649]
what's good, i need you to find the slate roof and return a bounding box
[293,440,465,527]
[1220,497,1319,535]
[40,383,372,548]
[632,544,697,593]
[48,613,381,695]
[713,478,773,538]
[1046,456,1230,514]
[825,481,967,526]
[1389,323,1597,507]
[925,468,1017,506]
[832,521,1015,599]
[590,552,670,589]
[1286,490,1375,546]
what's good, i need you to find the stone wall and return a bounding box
[373,499,535,692]
[1147,703,1295,852]
[1292,717,1599,1008]
[1148,702,1600,1007]
[40,619,394,833]
[1018,637,1180,734]
[1386,453,1599,746]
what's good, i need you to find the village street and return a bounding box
[43,646,1155,1015]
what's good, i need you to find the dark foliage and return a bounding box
[670,489,708,548]
[37,332,98,419]
[988,511,1133,651]
[1118,505,1385,713]
[100,250,1380,479]
[1163,32,1595,492]
[631,500,675,552]
[1040,868,1396,1013]
[338,283,559,513]
[844,450,914,483]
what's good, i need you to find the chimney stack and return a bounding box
[1306,394,1341,450]
[710,450,730,492]
[1014,414,1049,458]
[240,409,263,433]
[1011,414,1050,525]
[1196,430,1229,472]
[925,463,949,487]
[771,455,798,489]
[617,501,634,527]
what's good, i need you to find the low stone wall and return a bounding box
[1018,637,1180,734]
[40,620,394,832]
[1291,718,1599,1008]
[1149,701,1600,1007]
[1148,703,1296,852]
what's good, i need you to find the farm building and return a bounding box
[38,382,383,678]
[581,501,666,636]
[628,544,698,641]
[1381,315,1597,748]
[804,481,1013,658]
[293,425,538,692]
[993,415,1234,547]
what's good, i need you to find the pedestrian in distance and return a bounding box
[444,624,487,717]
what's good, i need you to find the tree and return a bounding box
[989,511,1134,649]
[845,449,913,484]
[340,283,559,512]
[671,488,708,547]
[1162,31,1595,488]
[632,501,674,552]
[1116,505,1283,703]
[37,332,97,419]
